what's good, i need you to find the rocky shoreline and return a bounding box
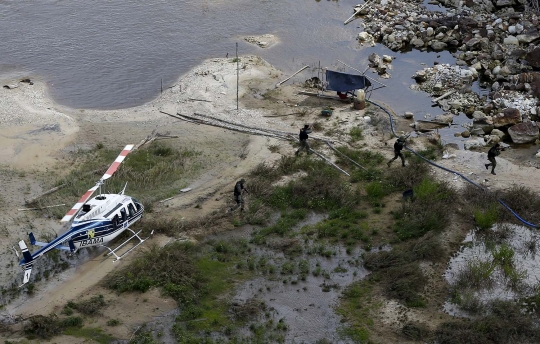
[355,0,540,155]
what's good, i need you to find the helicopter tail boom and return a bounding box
[18,240,34,286]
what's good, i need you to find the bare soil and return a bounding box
[1,54,539,343]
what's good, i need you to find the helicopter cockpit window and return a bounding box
[120,208,127,222]
[132,198,142,211]
[127,203,135,217]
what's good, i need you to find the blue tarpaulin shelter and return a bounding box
[325,70,372,92]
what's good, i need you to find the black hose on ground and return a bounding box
[367,99,538,229]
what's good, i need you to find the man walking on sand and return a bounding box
[295,124,312,156]
[387,136,407,167]
[485,143,503,175]
[230,178,249,212]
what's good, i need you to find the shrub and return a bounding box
[474,206,499,230]
[24,315,62,340]
[382,263,427,307]
[104,242,205,305]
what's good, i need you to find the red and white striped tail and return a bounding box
[61,145,134,223]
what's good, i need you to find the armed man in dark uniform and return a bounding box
[230,178,249,212]
[485,143,504,175]
[295,124,312,156]
[387,136,407,167]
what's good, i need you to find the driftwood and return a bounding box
[134,129,179,150]
[344,1,372,25]
[25,185,66,205]
[432,90,457,103]
[25,130,177,205]
[275,65,310,88]
[160,110,201,125]
[191,112,334,143]
[188,97,212,103]
[19,203,66,211]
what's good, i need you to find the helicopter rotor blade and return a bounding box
[61,184,100,222]
[61,144,134,223]
[101,145,134,181]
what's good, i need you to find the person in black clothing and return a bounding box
[387,136,407,167]
[230,178,249,212]
[295,124,312,156]
[485,143,503,175]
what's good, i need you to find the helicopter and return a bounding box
[17,144,153,286]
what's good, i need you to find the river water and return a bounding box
[0,0,454,117]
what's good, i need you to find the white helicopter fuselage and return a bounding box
[69,193,144,250]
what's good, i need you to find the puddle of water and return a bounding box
[444,223,540,317]
[226,212,367,343]
[421,0,448,13]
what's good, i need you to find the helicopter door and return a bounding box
[127,203,136,218]
[120,208,127,223]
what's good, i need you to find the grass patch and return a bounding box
[434,300,540,343]
[65,294,107,316]
[349,127,364,142]
[39,142,202,217]
[336,280,377,343]
[63,327,116,344]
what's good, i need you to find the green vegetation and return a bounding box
[474,206,499,230]
[38,143,202,218]
[348,127,364,142]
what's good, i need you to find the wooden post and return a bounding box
[236,42,239,112]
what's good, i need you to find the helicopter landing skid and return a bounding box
[102,228,155,262]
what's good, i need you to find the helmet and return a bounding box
[240,178,245,183]
[304,124,310,129]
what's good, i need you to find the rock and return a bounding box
[496,0,515,5]
[427,27,434,36]
[368,53,381,65]
[382,55,393,63]
[358,32,373,42]
[525,47,540,68]
[486,135,501,144]
[473,119,494,134]
[411,38,425,48]
[491,128,505,139]
[434,113,454,123]
[503,36,519,45]
[508,121,540,143]
[508,25,516,34]
[363,116,372,123]
[413,71,427,82]
[433,83,443,92]
[517,31,540,44]
[472,111,486,120]
[3,84,18,89]
[431,41,448,51]
[493,108,521,128]
[464,138,486,150]
[461,130,471,138]
[404,111,414,119]
[470,128,485,136]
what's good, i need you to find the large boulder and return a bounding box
[508,122,539,143]
[435,113,454,124]
[473,119,494,134]
[526,48,540,68]
[464,138,486,150]
[493,108,521,128]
